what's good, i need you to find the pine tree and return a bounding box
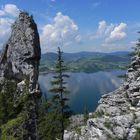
[0,78,17,125]
[50,47,71,140]
[50,47,69,140]
[38,98,63,140]
[38,47,71,140]
[0,78,24,140]
[83,104,89,124]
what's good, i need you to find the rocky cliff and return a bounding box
[64,46,140,139]
[0,11,41,93]
[0,12,41,139]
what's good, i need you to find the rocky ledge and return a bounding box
[64,52,140,139]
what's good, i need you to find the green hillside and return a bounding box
[40,51,131,73]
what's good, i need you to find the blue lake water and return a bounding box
[39,70,125,114]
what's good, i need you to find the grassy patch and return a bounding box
[0,116,23,140]
[135,128,140,140]
[104,122,111,129]
[91,111,104,118]
[74,127,81,135]
[104,112,110,116]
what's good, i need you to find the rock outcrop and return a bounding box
[0,11,41,93]
[0,11,41,139]
[64,47,140,139]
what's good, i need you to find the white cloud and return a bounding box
[0,4,19,49]
[0,18,14,48]
[90,20,114,39]
[96,21,115,36]
[87,21,129,52]
[40,12,80,52]
[0,18,13,34]
[106,23,127,42]
[0,4,19,17]
[90,21,127,43]
[3,4,19,17]
[0,10,5,16]
[104,23,114,35]
[97,20,107,36]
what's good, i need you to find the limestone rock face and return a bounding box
[0,12,41,92]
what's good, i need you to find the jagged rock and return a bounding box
[109,114,134,128]
[113,126,126,139]
[127,128,137,140]
[0,11,41,139]
[64,131,79,140]
[131,60,138,66]
[130,92,140,97]
[128,68,134,72]
[134,65,140,70]
[0,11,41,93]
[137,77,140,81]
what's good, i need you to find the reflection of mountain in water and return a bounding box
[39,70,125,113]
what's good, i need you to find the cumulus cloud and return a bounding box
[106,23,127,42]
[97,20,107,36]
[40,12,81,52]
[0,4,19,49]
[3,4,19,17]
[90,21,127,43]
[0,10,5,16]
[90,20,114,39]
[0,18,14,35]
[0,18,13,48]
[0,4,19,17]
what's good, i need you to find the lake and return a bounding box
[39,70,125,114]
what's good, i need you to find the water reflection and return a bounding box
[39,70,125,113]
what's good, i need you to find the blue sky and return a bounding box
[0,0,140,53]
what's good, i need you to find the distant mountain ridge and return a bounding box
[40,51,131,73]
[41,51,130,61]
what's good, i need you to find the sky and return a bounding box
[0,0,140,53]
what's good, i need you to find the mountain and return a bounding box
[110,51,131,55]
[41,52,57,60]
[101,54,130,62]
[42,51,130,60]
[41,51,105,61]
[40,51,131,73]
